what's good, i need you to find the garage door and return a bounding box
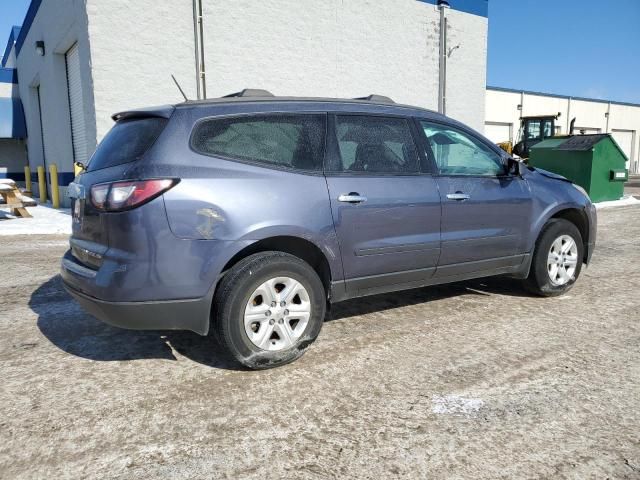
[611,129,635,173]
[65,43,88,167]
[484,122,512,143]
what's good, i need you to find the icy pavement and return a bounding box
[0,203,71,235]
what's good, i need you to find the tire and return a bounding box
[212,251,326,369]
[524,218,584,297]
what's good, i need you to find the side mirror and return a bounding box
[507,157,521,177]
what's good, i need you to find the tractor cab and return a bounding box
[513,115,558,158]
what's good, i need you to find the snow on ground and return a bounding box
[595,195,640,209]
[432,394,485,415]
[0,203,71,235]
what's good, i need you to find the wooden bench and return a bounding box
[0,179,36,218]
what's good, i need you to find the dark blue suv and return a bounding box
[61,90,596,369]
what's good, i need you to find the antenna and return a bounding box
[171,74,188,101]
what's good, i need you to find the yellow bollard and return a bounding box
[37,165,47,203]
[24,166,32,194]
[49,164,60,209]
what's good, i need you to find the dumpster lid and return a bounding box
[556,134,609,151]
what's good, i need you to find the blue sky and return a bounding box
[2,0,639,103]
[488,0,640,103]
[0,0,28,54]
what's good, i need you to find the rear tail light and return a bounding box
[90,179,179,212]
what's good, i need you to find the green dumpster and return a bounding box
[529,134,628,202]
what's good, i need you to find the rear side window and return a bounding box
[87,117,167,171]
[191,114,326,171]
[331,116,419,174]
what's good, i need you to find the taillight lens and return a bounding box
[90,179,178,212]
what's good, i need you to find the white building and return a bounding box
[485,86,640,173]
[3,0,489,205]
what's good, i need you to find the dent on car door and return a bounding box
[325,114,441,296]
[418,120,533,277]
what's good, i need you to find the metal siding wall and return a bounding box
[65,43,88,166]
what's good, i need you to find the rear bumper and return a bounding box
[62,281,211,335]
[61,250,212,335]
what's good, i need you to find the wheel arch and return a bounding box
[219,235,334,297]
[536,206,591,263]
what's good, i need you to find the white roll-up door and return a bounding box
[611,129,635,172]
[484,122,513,144]
[65,43,88,166]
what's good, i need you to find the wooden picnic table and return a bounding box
[0,179,36,218]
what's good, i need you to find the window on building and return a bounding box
[192,114,326,171]
[420,121,505,176]
[332,116,419,174]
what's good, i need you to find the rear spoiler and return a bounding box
[111,105,175,122]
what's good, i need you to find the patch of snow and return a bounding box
[595,195,640,209]
[432,394,484,415]
[0,203,72,235]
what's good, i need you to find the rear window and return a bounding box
[87,117,167,171]
[191,114,326,171]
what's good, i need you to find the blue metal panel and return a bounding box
[1,26,21,67]
[0,171,26,181]
[0,67,18,83]
[0,97,27,139]
[15,0,42,56]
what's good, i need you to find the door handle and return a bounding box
[338,193,367,204]
[446,192,470,201]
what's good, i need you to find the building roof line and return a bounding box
[1,26,21,67]
[487,85,640,109]
[15,0,42,56]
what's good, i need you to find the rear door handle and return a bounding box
[446,193,470,201]
[338,193,367,204]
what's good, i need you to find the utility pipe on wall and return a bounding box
[192,0,207,99]
[437,0,449,115]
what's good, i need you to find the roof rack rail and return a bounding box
[354,94,395,103]
[223,89,274,98]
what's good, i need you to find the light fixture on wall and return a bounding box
[35,40,45,56]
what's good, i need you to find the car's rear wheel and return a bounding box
[524,218,584,297]
[212,251,326,369]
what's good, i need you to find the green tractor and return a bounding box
[511,114,564,158]
[499,114,574,159]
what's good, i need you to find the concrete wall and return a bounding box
[444,8,487,133]
[202,0,487,131]
[485,87,640,173]
[86,0,198,140]
[16,0,95,205]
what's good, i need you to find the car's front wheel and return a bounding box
[524,218,584,297]
[212,251,326,369]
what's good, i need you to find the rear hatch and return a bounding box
[68,107,173,264]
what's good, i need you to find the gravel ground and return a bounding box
[1,205,639,479]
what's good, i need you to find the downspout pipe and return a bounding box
[437,0,449,115]
[192,0,207,99]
